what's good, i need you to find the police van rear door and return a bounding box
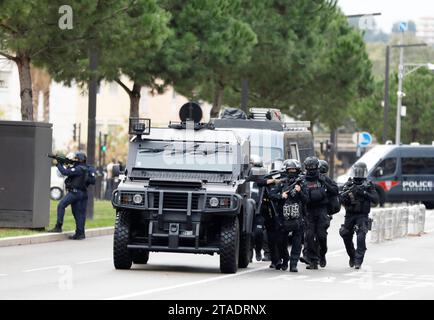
[399,149,434,202]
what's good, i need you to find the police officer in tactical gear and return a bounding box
[339,162,378,269]
[317,159,339,267]
[248,155,268,262]
[255,171,283,268]
[271,159,306,272]
[49,151,90,240]
[301,157,330,270]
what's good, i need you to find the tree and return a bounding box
[353,69,434,144]
[156,0,257,117]
[32,0,170,118]
[0,1,115,120]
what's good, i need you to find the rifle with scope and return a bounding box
[47,153,78,166]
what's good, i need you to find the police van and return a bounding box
[337,144,434,209]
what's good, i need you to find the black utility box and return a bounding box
[0,121,52,228]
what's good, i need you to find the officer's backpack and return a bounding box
[84,165,97,186]
[327,195,341,215]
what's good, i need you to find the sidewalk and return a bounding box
[0,227,114,248]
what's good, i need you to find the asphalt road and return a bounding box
[1,210,434,300]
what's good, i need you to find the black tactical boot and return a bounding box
[255,250,263,262]
[48,223,62,233]
[275,261,283,270]
[306,263,318,270]
[320,256,327,268]
[262,254,271,262]
[69,234,85,240]
[349,258,355,268]
[354,263,362,270]
[300,256,310,265]
[281,261,288,271]
[269,263,276,269]
[290,264,298,273]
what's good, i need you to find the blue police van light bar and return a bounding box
[129,118,151,135]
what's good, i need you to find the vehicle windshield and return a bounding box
[135,141,236,172]
[354,145,394,172]
[251,146,283,164]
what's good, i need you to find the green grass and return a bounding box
[0,200,115,239]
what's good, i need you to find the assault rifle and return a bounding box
[47,153,78,166]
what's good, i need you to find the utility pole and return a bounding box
[396,42,405,146]
[98,131,102,169]
[383,45,390,143]
[86,48,98,220]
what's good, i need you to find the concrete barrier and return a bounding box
[370,204,426,243]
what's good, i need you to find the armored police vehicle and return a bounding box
[337,144,434,208]
[112,102,256,274]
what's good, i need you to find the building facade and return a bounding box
[416,17,434,46]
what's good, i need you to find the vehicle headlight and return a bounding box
[209,197,219,208]
[133,194,143,205]
[206,196,232,209]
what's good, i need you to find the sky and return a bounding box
[338,0,434,32]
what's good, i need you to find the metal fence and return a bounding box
[370,204,426,243]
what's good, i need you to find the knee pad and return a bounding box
[339,225,351,238]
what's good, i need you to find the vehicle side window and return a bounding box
[288,143,299,160]
[402,157,434,175]
[377,158,397,177]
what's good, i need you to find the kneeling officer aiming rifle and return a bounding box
[48,152,95,240]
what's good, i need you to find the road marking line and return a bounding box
[106,266,269,300]
[76,258,110,265]
[377,291,401,300]
[377,258,408,264]
[23,265,65,273]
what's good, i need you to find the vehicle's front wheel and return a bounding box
[238,233,252,268]
[113,211,132,270]
[219,217,240,274]
[132,250,149,264]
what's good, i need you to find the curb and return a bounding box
[0,227,114,248]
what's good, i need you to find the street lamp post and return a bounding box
[391,43,428,145]
[396,45,405,145]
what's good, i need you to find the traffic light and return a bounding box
[101,145,107,153]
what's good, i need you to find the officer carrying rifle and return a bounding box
[339,162,379,269]
[270,159,306,272]
[48,152,96,240]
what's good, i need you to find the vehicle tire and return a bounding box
[374,185,386,208]
[132,250,149,264]
[219,217,240,274]
[50,187,63,201]
[238,232,252,268]
[113,211,132,270]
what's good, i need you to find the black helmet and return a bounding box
[304,157,319,171]
[304,157,319,178]
[351,162,368,179]
[283,159,301,173]
[74,151,87,164]
[319,160,329,174]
